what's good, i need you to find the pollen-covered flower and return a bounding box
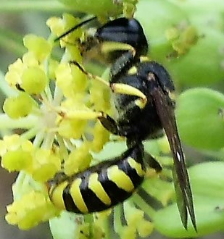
[1,13,174,239]
[1,14,111,233]
[6,190,60,230]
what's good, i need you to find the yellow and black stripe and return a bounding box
[48,143,146,213]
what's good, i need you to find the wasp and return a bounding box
[48,16,197,230]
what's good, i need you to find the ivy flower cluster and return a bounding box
[0,14,173,239]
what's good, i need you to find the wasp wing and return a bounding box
[150,84,196,230]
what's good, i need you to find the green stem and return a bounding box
[53,85,64,106]
[113,205,123,235]
[33,130,46,148]
[84,214,94,239]
[56,134,69,159]
[64,138,77,151]
[0,114,38,129]
[131,194,156,218]
[102,214,111,239]
[0,1,70,12]
[21,127,40,141]
[12,171,27,200]
[53,50,71,106]
[0,71,18,97]
[42,131,56,148]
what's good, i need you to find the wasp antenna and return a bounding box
[54,16,97,42]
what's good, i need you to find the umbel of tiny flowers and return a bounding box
[0,14,174,239]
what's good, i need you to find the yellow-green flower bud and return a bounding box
[6,191,59,230]
[48,59,59,80]
[57,118,87,139]
[55,63,87,98]
[121,226,136,239]
[125,207,144,226]
[22,52,39,66]
[64,142,92,175]
[90,81,111,112]
[91,122,110,152]
[0,135,34,172]
[5,59,25,88]
[70,64,88,93]
[28,148,61,182]
[1,149,32,172]
[137,220,154,237]
[21,66,48,94]
[0,135,33,153]
[23,35,52,62]
[3,92,35,118]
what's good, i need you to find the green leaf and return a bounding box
[176,88,224,150]
[58,0,122,17]
[0,1,67,12]
[154,162,224,237]
[49,211,79,239]
[168,29,224,86]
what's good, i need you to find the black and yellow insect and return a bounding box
[49,143,147,213]
[48,17,196,230]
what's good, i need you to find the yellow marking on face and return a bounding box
[49,181,68,210]
[70,178,88,213]
[107,165,134,192]
[101,41,134,54]
[128,157,145,177]
[88,173,111,205]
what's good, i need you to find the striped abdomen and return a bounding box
[48,143,145,213]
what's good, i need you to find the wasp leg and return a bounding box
[69,60,147,104]
[98,109,145,139]
[98,111,143,138]
[144,151,162,173]
[110,82,147,108]
[69,60,110,87]
[98,113,120,135]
